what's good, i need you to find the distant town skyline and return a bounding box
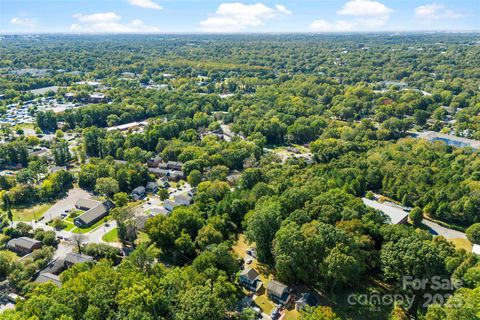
[1,0,479,34]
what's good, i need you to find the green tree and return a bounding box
[187,169,202,187]
[113,192,129,207]
[466,223,480,244]
[300,306,341,320]
[95,177,120,198]
[409,207,423,226]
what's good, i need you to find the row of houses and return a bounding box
[35,252,94,287]
[130,182,159,201]
[415,131,480,150]
[64,92,108,103]
[239,267,318,312]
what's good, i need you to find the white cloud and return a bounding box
[275,4,292,15]
[310,0,392,32]
[415,4,463,20]
[128,0,163,10]
[310,20,355,32]
[73,12,121,24]
[338,0,392,17]
[10,17,34,27]
[70,12,161,33]
[200,2,291,32]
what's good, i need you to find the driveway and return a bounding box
[422,219,467,239]
[43,188,91,222]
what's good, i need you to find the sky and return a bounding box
[0,0,478,34]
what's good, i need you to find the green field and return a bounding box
[72,215,111,234]
[12,203,52,222]
[102,228,119,242]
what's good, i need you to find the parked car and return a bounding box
[246,258,253,265]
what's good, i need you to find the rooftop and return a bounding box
[65,252,94,265]
[362,198,409,225]
[416,131,480,150]
[35,273,61,287]
[7,237,41,250]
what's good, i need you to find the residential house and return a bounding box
[131,186,146,200]
[167,161,183,171]
[135,216,149,230]
[146,182,159,194]
[89,93,107,103]
[35,272,61,287]
[7,237,42,255]
[150,207,168,216]
[267,280,291,305]
[148,168,170,177]
[169,170,185,181]
[74,199,112,227]
[163,199,177,212]
[158,176,170,188]
[362,198,409,225]
[158,162,169,170]
[147,156,163,168]
[416,131,480,150]
[239,268,262,291]
[64,252,94,268]
[174,193,192,206]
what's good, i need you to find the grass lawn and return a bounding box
[12,203,53,222]
[284,310,300,320]
[102,228,119,242]
[65,210,83,222]
[253,294,275,314]
[450,238,472,252]
[72,216,111,234]
[63,221,76,231]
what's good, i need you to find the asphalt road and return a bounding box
[43,187,91,222]
[422,219,467,239]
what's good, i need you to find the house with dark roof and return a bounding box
[74,199,112,227]
[64,252,94,267]
[35,272,61,287]
[146,181,159,194]
[239,268,262,292]
[167,161,183,171]
[267,280,291,305]
[168,170,185,181]
[7,237,42,255]
[131,186,146,200]
[148,168,170,177]
[174,193,192,206]
[147,156,163,168]
[158,176,170,188]
[163,199,176,211]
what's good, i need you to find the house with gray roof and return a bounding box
[239,268,262,292]
[267,280,291,305]
[131,186,146,200]
[74,199,112,227]
[7,237,42,255]
[35,272,61,287]
[362,198,409,225]
[64,252,94,267]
